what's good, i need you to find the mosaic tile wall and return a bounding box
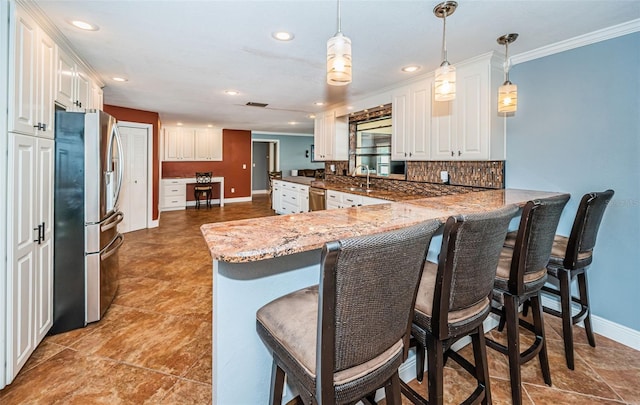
[324,159,504,196]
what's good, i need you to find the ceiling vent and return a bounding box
[246,102,269,108]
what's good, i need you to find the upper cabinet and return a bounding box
[430,54,505,160]
[391,77,433,161]
[55,46,96,112]
[313,110,348,161]
[8,10,55,139]
[163,126,223,161]
[194,127,223,161]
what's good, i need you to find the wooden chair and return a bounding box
[487,194,570,404]
[402,205,519,405]
[542,189,614,369]
[194,172,213,208]
[256,220,442,404]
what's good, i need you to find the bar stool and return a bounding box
[194,172,213,208]
[487,194,570,405]
[542,189,614,370]
[256,220,441,405]
[402,205,518,405]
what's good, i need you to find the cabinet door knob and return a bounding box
[458,150,462,156]
[451,151,454,157]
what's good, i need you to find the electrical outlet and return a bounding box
[242,164,246,169]
[231,188,235,193]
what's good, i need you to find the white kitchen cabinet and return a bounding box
[163,126,195,161]
[163,126,222,161]
[391,77,433,161]
[326,190,387,210]
[54,46,94,112]
[271,180,283,212]
[8,10,55,139]
[91,82,104,111]
[277,181,309,214]
[160,179,187,211]
[313,110,348,161]
[6,134,54,383]
[194,127,223,161]
[430,54,505,160]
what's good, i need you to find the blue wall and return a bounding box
[252,133,324,176]
[506,32,640,331]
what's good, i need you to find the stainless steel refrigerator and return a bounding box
[51,110,124,334]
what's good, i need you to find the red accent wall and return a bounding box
[103,104,161,220]
[162,129,252,200]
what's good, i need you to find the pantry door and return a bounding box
[117,123,150,233]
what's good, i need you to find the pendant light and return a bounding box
[433,1,457,101]
[327,0,352,86]
[497,33,519,113]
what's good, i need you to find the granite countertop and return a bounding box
[201,189,567,263]
[279,176,420,201]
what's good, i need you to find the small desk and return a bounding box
[160,176,224,211]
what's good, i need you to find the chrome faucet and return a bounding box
[352,164,371,189]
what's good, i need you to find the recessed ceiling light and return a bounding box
[288,121,297,125]
[207,124,213,128]
[112,77,128,82]
[308,114,316,119]
[402,65,421,73]
[314,101,325,106]
[177,122,183,126]
[272,31,294,41]
[225,90,239,96]
[68,20,99,31]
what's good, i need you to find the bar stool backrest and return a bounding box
[509,194,570,294]
[316,219,442,398]
[564,189,614,269]
[432,205,518,340]
[196,172,212,184]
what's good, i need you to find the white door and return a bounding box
[118,124,149,233]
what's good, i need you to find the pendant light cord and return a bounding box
[441,11,447,63]
[504,41,510,82]
[336,0,342,34]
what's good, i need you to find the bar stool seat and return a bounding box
[257,220,441,405]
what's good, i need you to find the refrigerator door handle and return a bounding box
[112,124,125,210]
[101,233,124,261]
[101,211,124,232]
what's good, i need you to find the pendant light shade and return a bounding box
[497,33,519,113]
[327,0,352,86]
[433,1,457,101]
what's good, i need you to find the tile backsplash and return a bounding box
[324,160,504,193]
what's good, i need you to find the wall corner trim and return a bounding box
[512,18,640,65]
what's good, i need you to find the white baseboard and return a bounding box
[252,189,268,195]
[541,296,640,351]
[220,196,252,204]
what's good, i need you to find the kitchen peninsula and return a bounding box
[201,189,564,404]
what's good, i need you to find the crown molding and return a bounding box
[512,18,640,65]
[15,0,105,87]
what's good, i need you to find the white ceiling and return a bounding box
[33,0,640,134]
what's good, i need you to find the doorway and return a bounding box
[117,122,152,233]
[252,139,279,195]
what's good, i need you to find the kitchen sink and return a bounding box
[348,187,374,193]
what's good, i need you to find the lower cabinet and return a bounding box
[160,179,187,211]
[6,133,54,384]
[272,181,309,214]
[326,190,388,209]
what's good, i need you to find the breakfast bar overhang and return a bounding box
[201,189,564,404]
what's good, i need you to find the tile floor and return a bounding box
[1,195,638,404]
